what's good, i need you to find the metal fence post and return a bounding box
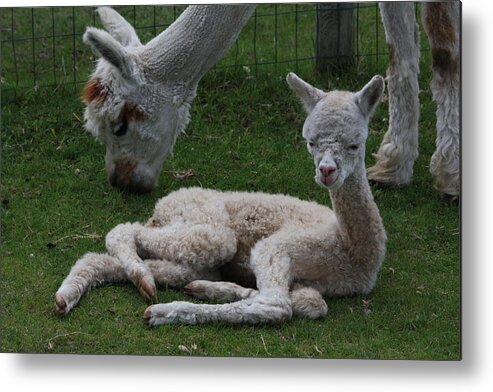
[316,3,355,73]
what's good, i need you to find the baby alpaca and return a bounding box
[55,74,386,325]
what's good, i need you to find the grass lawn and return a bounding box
[0,4,460,359]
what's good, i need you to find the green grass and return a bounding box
[0,4,459,359]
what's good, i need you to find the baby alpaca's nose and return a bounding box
[319,164,337,177]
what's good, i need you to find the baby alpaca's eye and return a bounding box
[348,144,359,152]
[308,141,316,148]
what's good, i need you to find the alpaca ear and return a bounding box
[83,27,143,83]
[354,75,384,118]
[96,7,142,47]
[286,72,327,114]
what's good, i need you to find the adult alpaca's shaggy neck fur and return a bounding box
[141,5,255,85]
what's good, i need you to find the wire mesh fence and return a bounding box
[0,3,427,93]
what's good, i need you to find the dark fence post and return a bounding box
[316,3,355,73]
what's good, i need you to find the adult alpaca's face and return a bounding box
[82,65,193,194]
[81,8,194,194]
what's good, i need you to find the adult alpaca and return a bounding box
[55,74,387,324]
[368,2,460,200]
[81,5,255,193]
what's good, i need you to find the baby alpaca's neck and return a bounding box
[329,162,386,266]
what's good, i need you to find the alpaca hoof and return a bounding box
[368,178,406,189]
[138,277,157,301]
[368,178,391,189]
[55,293,69,315]
[442,193,459,205]
[143,302,198,326]
[143,304,173,326]
[183,281,207,299]
[143,308,152,325]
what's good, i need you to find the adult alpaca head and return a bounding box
[82,6,255,193]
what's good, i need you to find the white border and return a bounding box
[1,0,492,390]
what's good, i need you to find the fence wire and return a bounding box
[0,3,426,93]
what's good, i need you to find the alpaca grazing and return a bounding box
[369,2,460,199]
[81,5,255,193]
[81,4,459,199]
[55,73,387,324]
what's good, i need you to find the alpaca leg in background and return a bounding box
[422,2,460,200]
[368,3,420,186]
[55,253,128,315]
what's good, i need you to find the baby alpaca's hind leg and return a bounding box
[104,221,237,298]
[136,224,237,270]
[55,253,128,315]
[184,280,256,302]
[105,222,156,299]
[290,285,328,319]
[145,260,222,289]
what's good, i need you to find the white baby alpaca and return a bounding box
[55,74,387,325]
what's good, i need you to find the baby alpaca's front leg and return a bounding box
[105,223,156,300]
[183,281,328,320]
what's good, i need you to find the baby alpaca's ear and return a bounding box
[355,75,384,119]
[286,72,327,114]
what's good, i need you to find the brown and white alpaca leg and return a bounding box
[422,2,460,200]
[184,281,327,319]
[143,233,294,325]
[368,3,420,186]
[55,252,128,315]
